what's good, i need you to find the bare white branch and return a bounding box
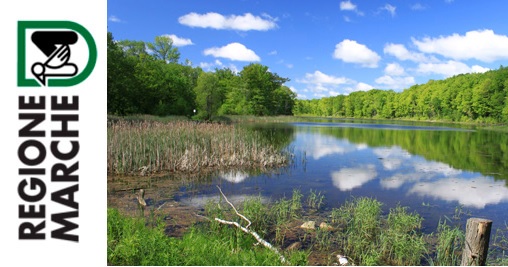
[214,218,287,263]
[214,186,287,264]
[216,185,251,228]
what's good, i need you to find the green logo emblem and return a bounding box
[18,21,97,87]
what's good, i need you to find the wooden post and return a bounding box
[461,218,492,266]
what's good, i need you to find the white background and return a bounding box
[0,1,106,266]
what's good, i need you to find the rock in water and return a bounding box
[300,221,316,230]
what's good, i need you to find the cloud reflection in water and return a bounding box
[409,177,508,208]
[331,164,378,191]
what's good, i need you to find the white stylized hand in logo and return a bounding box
[31,31,78,85]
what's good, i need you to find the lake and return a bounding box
[177,118,508,238]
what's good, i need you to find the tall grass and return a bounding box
[340,197,384,265]
[332,198,428,265]
[107,120,290,175]
[381,205,426,265]
[489,222,508,265]
[430,219,465,266]
[306,189,325,211]
[107,208,308,266]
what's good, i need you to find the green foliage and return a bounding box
[146,35,180,63]
[108,32,295,118]
[108,32,198,116]
[294,67,508,124]
[194,72,223,120]
[240,63,292,116]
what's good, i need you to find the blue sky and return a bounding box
[107,0,508,99]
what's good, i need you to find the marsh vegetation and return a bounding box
[108,188,508,266]
[107,118,291,175]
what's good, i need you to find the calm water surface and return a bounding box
[179,120,508,235]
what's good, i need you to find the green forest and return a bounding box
[108,32,508,124]
[294,67,508,124]
[107,32,296,119]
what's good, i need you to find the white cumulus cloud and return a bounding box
[412,29,508,62]
[297,70,355,96]
[300,70,352,85]
[384,62,405,76]
[344,82,374,94]
[203,43,260,62]
[178,12,278,31]
[375,75,416,90]
[384,43,431,63]
[417,60,490,77]
[333,39,381,68]
[163,34,194,47]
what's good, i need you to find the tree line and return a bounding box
[294,67,508,123]
[107,32,296,119]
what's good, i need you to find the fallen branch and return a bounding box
[215,186,287,264]
[156,202,166,211]
[216,185,251,228]
[215,218,288,263]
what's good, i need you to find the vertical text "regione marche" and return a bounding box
[18,95,79,242]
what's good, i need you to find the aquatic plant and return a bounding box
[431,219,464,266]
[306,189,325,211]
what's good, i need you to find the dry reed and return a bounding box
[107,120,289,175]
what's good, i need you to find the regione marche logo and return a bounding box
[18,21,97,87]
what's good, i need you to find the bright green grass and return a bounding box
[107,208,308,266]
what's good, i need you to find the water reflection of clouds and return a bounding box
[331,164,378,191]
[296,133,508,209]
[373,146,508,208]
[413,161,462,177]
[373,147,411,171]
[220,170,249,183]
[297,133,367,160]
[380,173,426,189]
[409,177,508,208]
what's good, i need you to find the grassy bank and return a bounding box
[107,190,508,266]
[107,119,290,175]
[107,208,308,265]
